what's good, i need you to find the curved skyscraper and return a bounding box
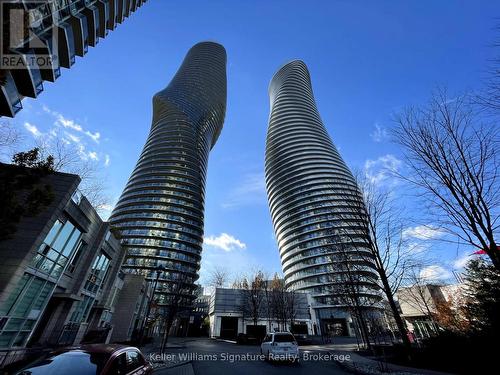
[265,60,379,335]
[110,42,226,309]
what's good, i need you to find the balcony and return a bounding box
[57,22,76,68]
[10,50,44,98]
[116,0,125,24]
[96,1,110,38]
[34,32,61,82]
[0,71,22,117]
[131,0,138,12]
[68,12,89,56]
[124,0,131,18]
[108,0,118,30]
[82,3,100,46]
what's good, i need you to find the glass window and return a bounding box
[0,274,29,315]
[68,242,86,273]
[0,332,15,347]
[31,220,81,277]
[44,220,62,246]
[71,189,83,205]
[12,331,29,347]
[13,277,44,317]
[127,350,144,371]
[70,295,95,323]
[0,274,55,348]
[62,229,81,257]
[109,353,127,375]
[84,252,111,294]
[52,222,75,253]
[274,333,295,342]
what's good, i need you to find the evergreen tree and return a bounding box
[462,258,500,335]
[0,148,55,240]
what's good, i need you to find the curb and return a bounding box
[151,360,192,371]
[337,360,422,375]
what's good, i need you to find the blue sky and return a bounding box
[10,0,500,285]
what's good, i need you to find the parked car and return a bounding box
[260,332,299,362]
[15,344,153,375]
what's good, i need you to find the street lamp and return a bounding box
[139,264,165,346]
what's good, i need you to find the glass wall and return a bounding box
[84,251,111,294]
[0,274,55,347]
[31,220,82,278]
[68,251,111,325]
[0,219,82,348]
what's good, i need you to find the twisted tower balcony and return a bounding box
[265,60,380,307]
[110,42,226,308]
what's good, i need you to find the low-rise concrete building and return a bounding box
[208,288,314,340]
[0,164,125,365]
[395,283,465,339]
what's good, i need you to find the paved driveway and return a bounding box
[154,338,351,375]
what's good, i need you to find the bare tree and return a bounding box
[36,137,110,211]
[0,121,23,157]
[160,273,194,352]
[261,271,273,332]
[208,266,229,288]
[476,25,500,112]
[239,271,265,327]
[351,176,422,349]
[269,275,298,332]
[0,127,110,212]
[325,230,377,349]
[393,90,500,270]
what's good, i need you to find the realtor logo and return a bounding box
[1,0,59,69]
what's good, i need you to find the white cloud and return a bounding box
[88,151,99,161]
[453,253,473,269]
[24,122,42,137]
[100,204,114,211]
[204,233,246,252]
[370,123,388,143]
[222,173,267,209]
[56,114,82,132]
[85,130,100,143]
[403,225,446,240]
[64,131,81,144]
[420,265,452,281]
[198,243,257,287]
[43,105,100,143]
[104,154,111,167]
[407,242,429,254]
[364,154,402,185]
[76,143,88,161]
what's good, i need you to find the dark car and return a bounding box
[15,344,153,375]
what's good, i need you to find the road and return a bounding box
[153,338,351,375]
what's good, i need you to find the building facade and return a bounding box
[0,0,149,117]
[0,164,125,366]
[109,42,227,312]
[396,283,465,340]
[208,288,314,340]
[265,60,381,336]
[109,274,151,343]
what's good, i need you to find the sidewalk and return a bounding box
[153,362,195,375]
[140,337,194,371]
[300,337,454,375]
[331,350,455,375]
[301,336,362,351]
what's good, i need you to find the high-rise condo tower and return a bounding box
[265,60,380,336]
[110,42,227,310]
